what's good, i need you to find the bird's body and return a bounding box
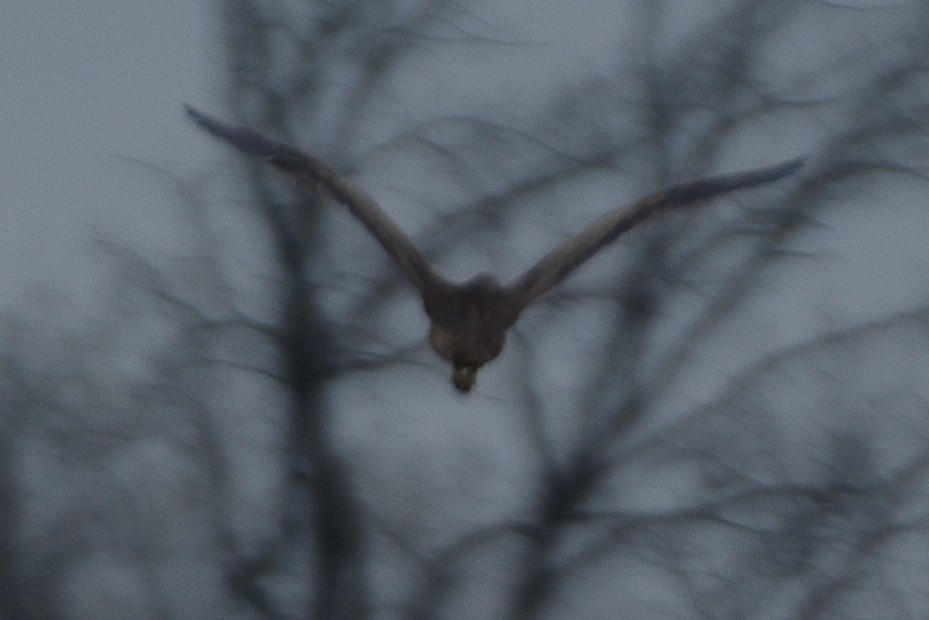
[185,105,803,392]
[423,274,517,391]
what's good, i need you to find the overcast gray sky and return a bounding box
[4,2,929,617]
[1,1,216,320]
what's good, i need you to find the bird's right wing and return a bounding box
[505,157,804,313]
[185,105,446,296]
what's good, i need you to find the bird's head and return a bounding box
[429,323,506,394]
[452,364,479,393]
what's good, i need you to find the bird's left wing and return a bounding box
[505,157,804,313]
[185,105,446,295]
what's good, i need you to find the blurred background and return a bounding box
[2,1,929,618]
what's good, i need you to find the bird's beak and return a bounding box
[452,365,477,393]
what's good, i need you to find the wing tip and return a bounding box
[740,155,807,188]
[182,103,290,162]
[660,155,806,207]
[771,155,806,180]
[183,103,228,138]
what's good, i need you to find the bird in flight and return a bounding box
[185,105,802,392]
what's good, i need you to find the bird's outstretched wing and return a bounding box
[185,105,446,295]
[505,157,804,310]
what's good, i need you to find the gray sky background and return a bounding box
[3,1,929,616]
[1,1,216,320]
